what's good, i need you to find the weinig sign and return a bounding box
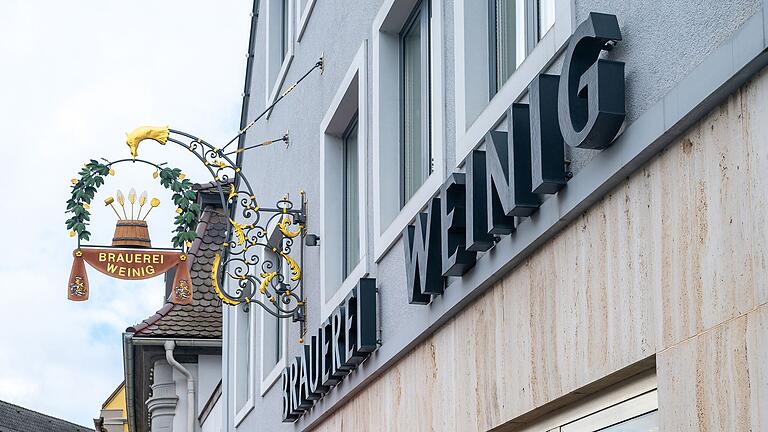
[404,13,626,304]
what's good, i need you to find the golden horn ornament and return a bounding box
[141,197,161,220]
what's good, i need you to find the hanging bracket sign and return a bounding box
[68,247,192,304]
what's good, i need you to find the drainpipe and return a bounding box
[164,340,195,432]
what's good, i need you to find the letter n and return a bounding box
[465,150,495,252]
[485,131,516,234]
[403,196,444,304]
[440,173,476,276]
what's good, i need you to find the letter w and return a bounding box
[403,197,444,305]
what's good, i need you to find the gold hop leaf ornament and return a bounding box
[278,216,302,238]
[279,251,301,281]
[229,218,247,246]
[228,184,237,202]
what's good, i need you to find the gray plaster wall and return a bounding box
[224,0,763,431]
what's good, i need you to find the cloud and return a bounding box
[0,0,250,425]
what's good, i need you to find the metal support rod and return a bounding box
[223,135,288,157]
[220,57,323,153]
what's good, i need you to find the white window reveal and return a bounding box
[295,0,317,41]
[537,0,555,40]
[342,117,361,278]
[320,41,370,321]
[232,278,255,424]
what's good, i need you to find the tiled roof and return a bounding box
[0,400,93,432]
[126,205,225,339]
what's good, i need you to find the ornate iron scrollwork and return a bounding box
[163,129,308,321]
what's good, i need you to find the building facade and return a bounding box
[221,0,768,431]
[122,185,227,432]
[94,382,129,432]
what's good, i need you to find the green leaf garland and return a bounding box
[65,161,200,248]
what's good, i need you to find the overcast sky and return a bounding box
[0,1,250,426]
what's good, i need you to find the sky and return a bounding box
[0,0,251,426]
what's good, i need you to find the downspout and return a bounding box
[164,340,195,432]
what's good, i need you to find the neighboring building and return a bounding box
[220,0,768,431]
[122,184,225,432]
[93,382,128,432]
[0,399,93,432]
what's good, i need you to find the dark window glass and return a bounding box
[489,0,523,94]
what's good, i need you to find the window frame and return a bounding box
[258,224,289,396]
[399,0,432,206]
[514,371,658,432]
[372,0,446,260]
[320,41,370,322]
[488,0,528,95]
[265,0,295,114]
[453,0,574,167]
[295,0,317,42]
[560,391,658,431]
[342,114,361,278]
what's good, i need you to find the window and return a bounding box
[233,304,251,409]
[537,0,555,39]
[321,42,369,320]
[454,0,573,165]
[295,0,317,41]
[489,0,526,93]
[265,0,294,109]
[592,411,658,431]
[373,0,445,259]
[232,278,254,424]
[400,0,432,205]
[259,236,287,395]
[342,116,360,278]
[281,0,289,61]
[559,390,658,431]
[514,371,658,432]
